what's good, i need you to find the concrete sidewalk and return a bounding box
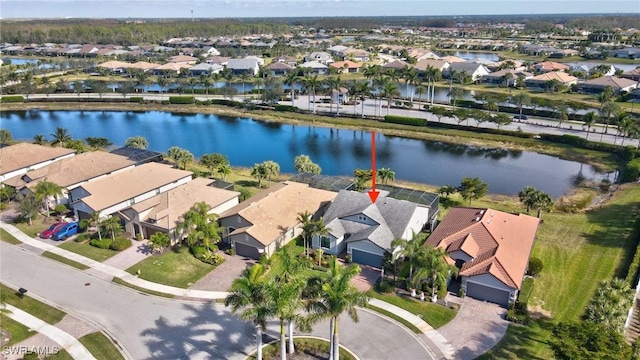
[2,305,96,360]
[1,221,456,359]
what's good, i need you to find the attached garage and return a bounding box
[234,242,261,260]
[465,281,510,306]
[351,249,382,268]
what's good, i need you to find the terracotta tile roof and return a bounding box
[153,63,191,71]
[0,143,75,176]
[97,60,130,69]
[129,61,161,70]
[220,181,337,246]
[17,151,135,190]
[425,207,539,289]
[131,178,239,231]
[413,59,449,71]
[535,61,570,71]
[441,55,467,63]
[581,76,637,89]
[77,163,192,212]
[329,60,363,69]
[527,71,578,84]
[168,55,198,63]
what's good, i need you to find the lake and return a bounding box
[0,110,609,197]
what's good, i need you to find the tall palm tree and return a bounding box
[554,103,569,129]
[50,127,71,147]
[617,114,635,145]
[308,258,369,360]
[251,162,268,188]
[510,92,531,118]
[583,111,598,139]
[157,77,168,100]
[283,70,299,107]
[518,186,538,214]
[225,264,273,360]
[239,72,250,97]
[0,129,12,145]
[390,231,427,284]
[355,81,372,118]
[187,77,199,99]
[412,246,458,301]
[377,168,395,185]
[297,211,314,258]
[600,101,620,142]
[217,163,232,181]
[200,74,212,97]
[301,75,322,114]
[90,212,103,241]
[403,66,419,103]
[448,86,464,109]
[102,215,122,240]
[34,179,63,217]
[381,82,400,116]
[124,135,149,149]
[424,65,440,105]
[176,201,222,249]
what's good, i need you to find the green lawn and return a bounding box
[365,304,422,334]
[0,228,21,245]
[366,289,456,329]
[46,349,74,360]
[13,216,50,237]
[58,240,119,262]
[111,277,174,298]
[125,246,215,288]
[41,251,90,270]
[481,183,640,358]
[78,332,125,360]
[0,284,66,325]
[0,314,34,346]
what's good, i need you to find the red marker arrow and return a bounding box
[368,131,380,203]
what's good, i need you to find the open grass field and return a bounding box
[58,240,119,262]
[0,283,66,325]
[78,332,125,360]
[125,246,215,288]
[480,183,640,359]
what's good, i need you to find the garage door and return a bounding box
[352,249,382,268]
[466,282,509,306]
[235,242,260,260]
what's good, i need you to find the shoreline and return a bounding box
[1,101,620,172]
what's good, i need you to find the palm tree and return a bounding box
[532,191,554,219]
[510,92,531,119]
[90,212,103,241]
[157,77,168,100]
[263,160,280,186]
[600,101,620,142]
[301,75,323,114]
[381,82,400,116]
[34,179,63,217]
[617,114,635,145]
[448,86,464,109]
[308,257,369,360]
[187,77,199,99]
[412,246,458,301]
[0,129,12,145]
[102,215,122,240]
[50,127,71,147]
[200,74,212,96]
[414,85,426,104]
[283,70,299,107]
[176,201,222,249]
[391,232,427,284]
[355,81,372,118]
[238,72,250,98]
[297,211,314,258]
[377,168,395,185]
[518,186,538,214]
[403,66,419,103]
[225,264,273,360]
[554,103,569,128]
[124,135,148,149]
[325,76,344,115]
[251,162,268,188]
[217,163,232,181]
[583,111,598,139]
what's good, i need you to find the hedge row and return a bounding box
[210,99,243,107]
[129,97,144,103]
[383,115,427,127]
[537,134,632,157]
[169,96,195,104]
[0,95,24,103]
[621,158,640,183]
[274,104,298,112]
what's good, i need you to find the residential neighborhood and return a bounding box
[1,9,640,360]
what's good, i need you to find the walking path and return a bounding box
[2,305,96,360]
[1,221,509,359]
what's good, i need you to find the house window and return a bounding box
[320,236,331,249]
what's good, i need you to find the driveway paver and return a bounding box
[350,264,381,292]
[438,297,508,360]
[189,253,255,292]
[102,239,154,270]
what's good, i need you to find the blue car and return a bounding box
[52,222,78,241]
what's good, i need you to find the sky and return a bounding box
[0,0,638,19]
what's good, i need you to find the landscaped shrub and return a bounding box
[274,104,298,112]
[458,288,466,298]
[169,96,195,104]
[344,254,352,263]
[377,280,393,293]
[0,95,25,103]
[622,146,637,161]
[129,97,143,103]
[383,115,427,127]
[226,247,236,256]
[190,245,207,257]
[89,238,112,249]
[528,257,544,276]
[54,204,67,215]
[196,251,225,266]
[210,99,243,107]
[78,219,90,232]
[620,159,640,183]
[110,237,132,251]
[75,233,90,243]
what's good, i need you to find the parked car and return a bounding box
[52,222,78,241]
[513,114,528,120]
[40,222,67,239]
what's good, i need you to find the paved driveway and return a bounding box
[350,264,381,292]
[103,239,154,270]
[190,253,254,292]
[438,297,508,360]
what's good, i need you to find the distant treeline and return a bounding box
[1,14,639,46]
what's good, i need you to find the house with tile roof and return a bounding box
[577,76,638,94]
[69,162,193,219]
[425,207,539,306]
[445,62,491,82]
[299,61,329,75]
[622,68,640,82]
[329,60,362,74]
[226,58,260,76]
[413,59,450,74]
[272,55,298,67]
[313,190,434,268]
[264,62,296,76]
[3,151,136,206]
[304,51,334,65]
[219,181,336,260]
[0,143,75,183]
[525,71,578,89]
[120,178,240,243]
[532,61,570,74]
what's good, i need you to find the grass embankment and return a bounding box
[2,101,620,172]
[0,228,22,245]
[78,332,126,360]
[480,183,640,359]
[41,251,90,270]
[0,284,66,325]
[125,246,214,288]
[57,240,119,262]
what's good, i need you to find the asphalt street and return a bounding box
[0,242,433,360]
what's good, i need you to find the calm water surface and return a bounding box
[0,110,609,197]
